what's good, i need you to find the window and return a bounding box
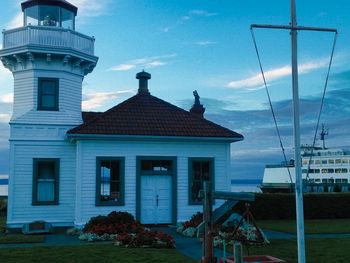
[96,157,124,206]
[328,159,334,164]
[33,159,59,205]
[189,158,214,204]
[322,160,328,165]
[38,78,59,111]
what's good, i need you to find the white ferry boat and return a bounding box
[261,129,350,193]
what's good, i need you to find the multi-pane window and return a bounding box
[96,158,124,206]
[33,159,59,205]
[38,78,59,111]
[189,158,214,204]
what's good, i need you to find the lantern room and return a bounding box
[21,0,77,30]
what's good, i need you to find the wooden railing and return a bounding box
[2,26,95,56]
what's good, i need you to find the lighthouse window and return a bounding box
[39,6,60,27]
[38,78,59,111]
[24,6,39,26]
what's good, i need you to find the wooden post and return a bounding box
[202,181,215,263]
[234,242,243,263]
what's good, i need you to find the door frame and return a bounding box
[136,156,177,224]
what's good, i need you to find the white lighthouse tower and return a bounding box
[0,0,98,228]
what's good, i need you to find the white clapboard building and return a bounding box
[0,0,243,229]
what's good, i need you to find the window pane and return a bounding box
[99,160,121,202]
[42,82,56,94]
[61,8,74,29]
[190,160,212,203]
[39,5,60,27]
[38,162,55,179]
[41,95,55,108]
[25,6,39,26]
[37,181,55,201]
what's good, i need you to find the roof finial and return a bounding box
[136,71,151,94]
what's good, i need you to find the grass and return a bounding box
[229,238,350,263]
[257,219,350,234]
[0,244,197,263]
[0,215,45,244]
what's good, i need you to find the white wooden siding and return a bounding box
[7,141,76,228]
[11,70,83,125]
[75,140,231,225]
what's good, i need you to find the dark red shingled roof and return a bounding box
[68,93,243,140]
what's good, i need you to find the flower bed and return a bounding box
[68,212,175,248]
[176,212,202,237]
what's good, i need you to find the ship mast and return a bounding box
[320,124,329,149]
[251,1,337,262]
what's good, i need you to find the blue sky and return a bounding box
[1,0,350,180]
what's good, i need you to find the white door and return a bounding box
[141,175,172,224]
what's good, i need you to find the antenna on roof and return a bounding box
[320,124,329,149]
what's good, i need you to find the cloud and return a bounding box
[0,93,14,104]
[82,90,133,110]
[194,41,217,46]
[108,54,177,72]
[70,0,111,19]
[227,59,329,89]
[189,10,218,17]
[6,13,22,29]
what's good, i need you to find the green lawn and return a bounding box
[0,245,197,263]
[0,215,45,244]
[257,219,350,234]
[232,238,350,263]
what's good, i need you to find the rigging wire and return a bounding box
[305,32,338,183]
[250,28,294,190]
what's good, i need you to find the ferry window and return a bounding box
[335,179,342,183]
[322,179,327,183]
[328,169,334,173]
[315,160,320,164]
[302,169,307,173]
[336,159,341,164]
[315,179,321,183]
[322,160,328,164]
[335,168,342,173]
[302,160,308,165]
[342,179,348,183]
[328,159,334,164]
[321,169,327,174]
[328,179,334,183]
[314,169,320,173]
[342,159,349,164]
[342,168,348,173]
[309,179,315,183]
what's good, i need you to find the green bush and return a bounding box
[245,193,350,220]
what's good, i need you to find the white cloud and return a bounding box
[227,59,329,89]
[109,54,177,72]
[6,13,22,29]
[70,0,111,19]
[0,93,14,104]
[82,90,133,110]
[189,10,218,17]
[194,40,217,46]
[0,114,11,123]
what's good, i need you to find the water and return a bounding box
[0,175,8,197]
[231,179,262,193]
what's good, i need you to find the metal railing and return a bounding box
[2,26,95,56]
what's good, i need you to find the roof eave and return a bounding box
[66,133,244,143]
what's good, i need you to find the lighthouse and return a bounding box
[0,0,98,228]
